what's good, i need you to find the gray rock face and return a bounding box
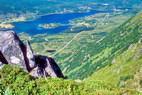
[0,31,64,78]
[0,51,8,64]
[30,56,64,78]
[26,40,36,69]
[0,51,7,69]
[0,31,27,70]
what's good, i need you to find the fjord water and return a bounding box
[12,10,110,35]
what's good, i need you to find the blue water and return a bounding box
[12,10,112,35]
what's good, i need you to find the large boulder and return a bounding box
[30,56,64,78]
[0,31,28,70]
[26,40,36,69]
[0,51,8,64]
[0,31,64,78]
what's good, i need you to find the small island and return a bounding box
[38,23,63,29]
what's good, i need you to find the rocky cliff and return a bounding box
[0,31,64,78]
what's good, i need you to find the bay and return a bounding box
[12,10,111,35]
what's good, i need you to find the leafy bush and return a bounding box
[120,74,134,82]
[1,65,140,95]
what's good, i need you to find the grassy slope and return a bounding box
[63,13,142,79]
[87,41,142,91]
[0,65,140,95]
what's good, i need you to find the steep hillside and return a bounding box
[87,40,142,92]
[59,13,142,79]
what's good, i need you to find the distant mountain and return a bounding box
[60,13,142,79]
[0,0,141,18]
[0,0,59,14]
[58,0,142,6]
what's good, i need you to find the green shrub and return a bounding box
[120,74,134,82]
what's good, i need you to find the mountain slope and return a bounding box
[0,65,140,95]
[87,41,142,92]
[60,13,142,79]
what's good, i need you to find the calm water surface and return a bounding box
[12,10,111,35]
